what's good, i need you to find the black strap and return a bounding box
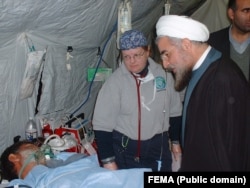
[248,59,250,82]
[5,185,32,188]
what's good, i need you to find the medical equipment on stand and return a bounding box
[42,120,53,139]
[44,134,78,154]
[52,113,96,155]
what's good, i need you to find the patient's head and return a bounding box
[0,141,46,181]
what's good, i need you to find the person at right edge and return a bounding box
[156,15,250,171]
[208,0,250,82]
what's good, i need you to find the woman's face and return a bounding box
[122,47,150,74]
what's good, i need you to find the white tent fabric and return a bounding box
[0,0,230,154]
[192,0,230,33]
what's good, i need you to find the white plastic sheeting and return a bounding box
[0,0,165,153]
[0,0,229,154]
[192,0,230,33]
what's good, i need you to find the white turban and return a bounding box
[156,15,209,42]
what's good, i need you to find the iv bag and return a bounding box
[20,49,46,100]
[117,0,132,49]
[165,1,171,15]
[119,3,131,33]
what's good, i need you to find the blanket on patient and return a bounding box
[7,152,151,188]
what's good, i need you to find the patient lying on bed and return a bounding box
[0,141,150,188]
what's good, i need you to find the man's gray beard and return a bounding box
[174,68,192,92]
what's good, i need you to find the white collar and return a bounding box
[193,45,212,71]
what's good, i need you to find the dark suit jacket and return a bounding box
[208,27,230,56]
[208,27,250,81]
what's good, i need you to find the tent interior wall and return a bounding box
[0,0,230,154]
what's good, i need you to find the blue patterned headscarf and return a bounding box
[119,30,148,50]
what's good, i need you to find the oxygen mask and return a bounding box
[18,144,54,179]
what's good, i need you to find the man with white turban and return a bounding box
[155,15,250,171]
